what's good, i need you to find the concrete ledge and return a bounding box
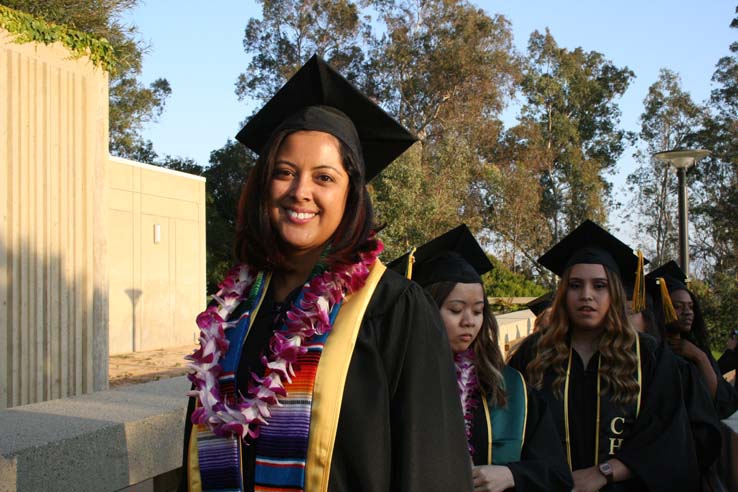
[0,377,190,492]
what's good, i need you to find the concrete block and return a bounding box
[0,377,190,492]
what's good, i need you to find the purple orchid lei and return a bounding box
[185,239,383,440]
[455,348,479,456]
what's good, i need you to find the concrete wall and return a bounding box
[0,376,735,492]
[496,309,536,357]
[0,376,190,492]
[0,29,109,409]
[107,157,205,355]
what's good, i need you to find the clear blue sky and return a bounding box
[125,0,735,229]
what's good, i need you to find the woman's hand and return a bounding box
[472,465,515,492]
[668,337,703,363]
[668,336,718,397]
[571,466,607,492]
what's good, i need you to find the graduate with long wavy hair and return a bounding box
[391,225,572,492]
[508,220,699,492]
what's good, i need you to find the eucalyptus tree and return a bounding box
[626,69,704,267]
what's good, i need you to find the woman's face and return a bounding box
[268,130,349,257]
[565,263,611,331]
[670,289,694,333]
[439,282,485,354]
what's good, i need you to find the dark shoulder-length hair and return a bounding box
[235,129,377,271]
[686,290,710,352]
[426,281,507,407]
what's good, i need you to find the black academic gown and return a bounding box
[673,353,722,474]
[468,380,573,491]
[181,268,473,492]
[508,332,700,492]
[703,347,738,419]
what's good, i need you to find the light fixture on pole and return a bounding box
[652,149,710,277]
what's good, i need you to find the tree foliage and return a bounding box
[486,30,633,276]
[687,5,738,345]
[518,30,633,237]
[483,257,547,298]
[1,0,171,159]
[202,141,257,291]
[693,6,738,273]
[236,0,520,266]
[366,0,519,259]
[236,0,368,102]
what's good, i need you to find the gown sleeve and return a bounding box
[506,333,538,376]
[505,386,573,492]
[612,336,700,492]
[704,348,738,419]
[676,355,722,474]
[327,271,473,492]
[717,349,738,376]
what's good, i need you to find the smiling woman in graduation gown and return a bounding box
[180,56,472,492]
[391,225,572,492]
[508,220,699,492]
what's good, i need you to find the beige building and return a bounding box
[496,309,536,357]
[1,18,206,408]
[107,156,205,355]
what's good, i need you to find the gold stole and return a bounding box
[305,260,386,491]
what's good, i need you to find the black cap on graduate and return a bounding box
[236,55,418,181]
[387,224,493,287]
[537,220,646,288]
[646,261,689,325]
[526,292,554,316]
[646,261,688,293]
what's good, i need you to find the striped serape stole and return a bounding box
[195,426,243,492]
[253,303,341,492]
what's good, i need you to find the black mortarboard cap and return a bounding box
[526,292,554,316]
[387,224,493,287]
[235,55,418,180]
[646,260,688,325]
[537,220,643,283]
[646,261,688,293]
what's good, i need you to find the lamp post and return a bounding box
[652,149,710,276]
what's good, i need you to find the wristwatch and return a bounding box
[598,462,614,484]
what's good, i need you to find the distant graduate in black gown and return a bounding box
[390,225,572,492]
[508,220,700,492]
[648,261,738,420]
[180,56,472,492]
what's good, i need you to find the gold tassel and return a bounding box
[405,247,417,280]
[658,277,678,324]
[632,250,646,313]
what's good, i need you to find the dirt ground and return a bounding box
[109,344,736,389]
[109,344,196,388]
